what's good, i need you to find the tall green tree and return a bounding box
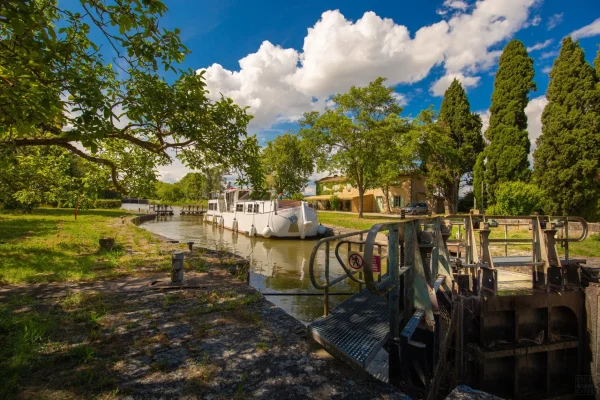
[483,39,536,204]
[428,79,483,213]
[179,173,206,202]
[0,0,262,195]
[300,77,404,218]
[262,133,313,197]
[533,37,600,220]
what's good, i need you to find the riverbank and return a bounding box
[0,209,404,399]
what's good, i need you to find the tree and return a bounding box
[300,77,404,218]
[483,39,536,204]
[154,181,184,203]
[0,146,110,211]
[0,0,262,196]
[533,37,600,220]
[179,173,206,202]
[262,133,313,197]
[473,153,485,210]
[486,181,544,216]
[429,79,484,213]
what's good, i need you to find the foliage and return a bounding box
[300,77,405,217]
[472,153,486,209]
[0,0,262,195]
[457,191,475,213]
[290,193,305,201]
[154,181,184,203]
[533,37,600,221]
[93,199,122,209]
[429,79,484,213]
[0,147,110,212]
[262,133,313,197]
[329,195,341,211]
[486,181,544,215]
[483,39,536,203]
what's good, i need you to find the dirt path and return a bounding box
[1,253,404,399]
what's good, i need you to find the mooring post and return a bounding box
[171,251,185,284]
[187,241,194,253]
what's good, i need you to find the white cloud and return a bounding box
[525,95,548,164]
[477,109,491,138]
[530,15,541,27]
[430,73,481,96]
[571,17,600,40]
[541,66,552,74]
[444,0,469,10]
[392,92,408,106]
[547,13,563,31]
[526,39,553,52]
[198,0,539,130]
[540,50,559,60]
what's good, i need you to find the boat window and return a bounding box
[208,203,214,211]
[253,204,260,213]
[236,204,244,212]
[247,204,253,213]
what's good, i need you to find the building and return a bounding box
[305,175,443,213]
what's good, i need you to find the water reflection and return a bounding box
[123,204,358,323]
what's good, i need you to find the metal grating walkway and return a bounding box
[307,289,391,370]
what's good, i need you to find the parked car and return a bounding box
[404,202,428,215]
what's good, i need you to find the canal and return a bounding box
[123,204,359,323]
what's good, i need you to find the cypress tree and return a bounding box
[533,37,600,220]
[484,39,536,204]
[432,79,484,212]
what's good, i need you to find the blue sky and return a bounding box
[62,0,600,187]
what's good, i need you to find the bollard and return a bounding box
[171,251,185,284]
[187,241,194,252]
[400,209,405,219]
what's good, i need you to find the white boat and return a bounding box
[204,188,322,239]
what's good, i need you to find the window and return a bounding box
[236,204,244,212]
[393,196,404,208]
[208,203,214,211]
[247,204,253,213]
[253,204,260,213]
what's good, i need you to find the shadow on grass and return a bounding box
[0,218,58,242]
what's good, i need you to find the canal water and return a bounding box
[123,204,359,323]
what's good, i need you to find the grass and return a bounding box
[317,211,402,231]
[0,208,174,284]
[318,211,599,258]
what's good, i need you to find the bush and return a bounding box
[291,193,305,201]
[94,199,122,209]
[487,181,543,216]
[329,195,340,211]
[457,191,474,213]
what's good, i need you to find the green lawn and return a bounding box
[0,208,173,284]
[317,211,403,231]
[318,211,599,258]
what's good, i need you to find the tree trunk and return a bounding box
[358,185,364,218]
[452,178,460,214]
[382,185,391,214]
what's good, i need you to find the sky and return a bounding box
[66,0,600,193]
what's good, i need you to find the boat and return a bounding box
[204,188,323,239]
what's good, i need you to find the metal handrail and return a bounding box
[363,222,406,295]
[308,229,371,290]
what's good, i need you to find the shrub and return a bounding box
[488,181,544,216]
[291,193,305,201]
[94,199,122,209]
[329,195,340,211]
